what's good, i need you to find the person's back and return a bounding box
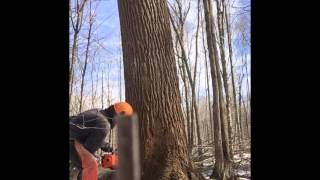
[70,109,110,153]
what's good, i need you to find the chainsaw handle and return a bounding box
[101,142,113,152]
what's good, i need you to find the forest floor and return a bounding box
[194,147,251,180]
[96,151,251,180]
[95,147,251,180]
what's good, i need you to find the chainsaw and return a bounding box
[97,147,118,180]
[101,151,118,169]
[100,143,118,170]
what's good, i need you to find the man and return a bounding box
[69,102,134,180]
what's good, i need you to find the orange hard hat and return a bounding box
[113,102,133,116]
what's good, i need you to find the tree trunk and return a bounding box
[101,70,104,109]
[216,0,233,158]
[225,0,239,147]
[238,74,244,145]
[242,98,249,140]
[118,0,202,179]
[193,0,203,156]
[216,51,233,179]
[181,59,192,148]
[119,45,123,101]
[184,64,194,150]
[202,19,213,143]
[90,61,96,108]
[69,32,78,103]
[202,0,234,179]
[244,54,250,138]
[106,63,111,107]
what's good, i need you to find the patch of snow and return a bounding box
[233,154,240,159]
[203,162,214,166]
[238,178,249,180]
[233,159,241,163]
[242,153,251,158]
[237,170,248,176]
[240,159,251,166]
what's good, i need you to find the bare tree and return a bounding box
[238,69,244,144]
[216,0,234,157]
[119,42,123,101]
[90,53,98,108]
[106,62,112,107]
[193,0,203,155]
[117,0,203,179]
[225,0,239,147]
[101,69,104,109]
[168,0,203,154]
[201,16,214,143]
[79,0,95,113]
[169,0,194,149]
[70,0,88,105]
[202,0,234,178]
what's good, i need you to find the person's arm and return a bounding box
[83,130,107,154]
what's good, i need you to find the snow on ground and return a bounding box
[242,153,250,159]
[193,147,251,179]
[234,152,251,179]
[238,170,248,176]
[239,178,250,180]
[202,161,214,167]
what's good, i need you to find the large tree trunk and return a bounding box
[202,0,234,179]
[118,0,202,179]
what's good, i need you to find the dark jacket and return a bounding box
[70,109,110,154]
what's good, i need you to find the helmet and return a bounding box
[113,102,133,116]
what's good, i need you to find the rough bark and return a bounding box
[118,0,202,179]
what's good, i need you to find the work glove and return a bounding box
[101,142,113,152]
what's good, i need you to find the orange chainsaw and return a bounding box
[101,143,118,169]
[101,152,118,169]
